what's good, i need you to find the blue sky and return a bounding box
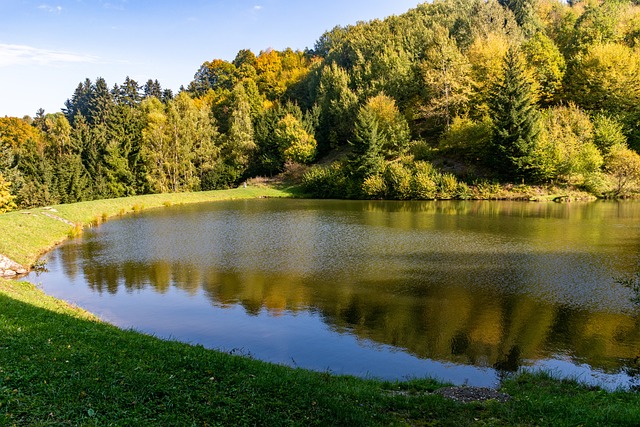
[0,0,422,118]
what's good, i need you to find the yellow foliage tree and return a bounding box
[0,173,16,213]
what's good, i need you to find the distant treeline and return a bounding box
[2,0,640,211]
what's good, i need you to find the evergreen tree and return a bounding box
[143,79,163,100]
[89,77,114,125]
[498,0,536,29]
[315,63,358,152]
[63,78,92,125]
[350,105,385,179]
[119,77,142,107]
[488,47,541,179]
[223,84,256,182]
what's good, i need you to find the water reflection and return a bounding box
[35,199,640,388]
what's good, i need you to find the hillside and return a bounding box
[2,0,640,210]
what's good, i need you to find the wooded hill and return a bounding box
[1,0,640,210]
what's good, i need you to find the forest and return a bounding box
[1,0,640,211]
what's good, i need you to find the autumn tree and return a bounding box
[0,173,16,213]
[521,32,566,105]
[274,114,317,164]
[188,59,238,96]
[531,104,603,183]
[419,24,472,133]
[350,94,410,179]
[605,145,640,197]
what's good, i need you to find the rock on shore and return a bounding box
[0,254,27,277]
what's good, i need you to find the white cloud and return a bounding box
[253,5,263,12]
[0,44,99,67]
[38,4,63,13]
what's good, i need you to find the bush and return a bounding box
[437,173,460,199]
[412,162,437,199]
[201,164,240,190]
[593,114,627,155]
[384,162,413,200]
[409,140,434,161]
[361,174,386,199]
[456,182,472,200]
[439,116,492,162]
[472,180,502,199]
[301,163,348,198]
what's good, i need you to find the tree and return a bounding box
[315,63,358,152]
[605,145,640,197]
[350,104,385,178]
[223,84,256,182]
[118,76,142,107]
[233,49,258,69]
[274,114,317,164]
[593,114,627,155]
[570,1,622,54]
[88,77,114,126]
[499,0,538,30]
[141,93,219,193]
[362,94,411,159]
[565,42,640,114]
[143,79,163,100]
[188,59,237,96]
[141,97,170,192]
[0,173,16,213]
[63,78,92,125]
[521,32,566,105]
[467,32,511,115]
[349,94,410,180]
[419,24,472,133]
[488,47,541,179]
[531,104,603,183]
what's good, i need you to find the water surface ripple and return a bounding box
[32,199,640,389]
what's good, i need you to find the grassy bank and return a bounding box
[1,187,640,425]
[0,185,295,268]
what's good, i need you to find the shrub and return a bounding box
[456,182,472,200]
[437,173,460,199]
[439,116,493,162]
[412,162,437,200]
[361,174,386,199]
[472,180,502,199]
[301,163,348,199]
[384,162,413,200]
[67,223,83,238]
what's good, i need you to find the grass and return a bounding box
[1,184,640,425]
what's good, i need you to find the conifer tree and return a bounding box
[488,47,541,179]
[224,84,256,181]
[143,79,163,100]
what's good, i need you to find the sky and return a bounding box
[0,0,423,118]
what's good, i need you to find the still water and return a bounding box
[31,199,640,389]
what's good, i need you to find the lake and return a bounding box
[30,199,640,389]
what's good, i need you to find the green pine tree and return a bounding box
[488,47,541,180]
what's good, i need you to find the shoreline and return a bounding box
[0,185,295,276]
